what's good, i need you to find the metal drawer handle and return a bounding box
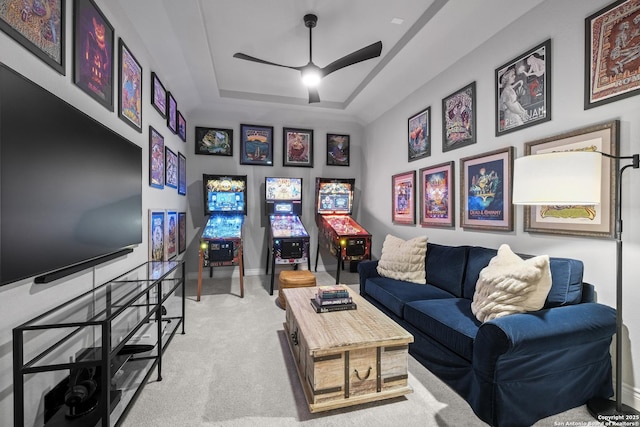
[354,366,372,381]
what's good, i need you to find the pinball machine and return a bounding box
[197,174,247,300]
[265,177,311,295]
[314,178,371,284]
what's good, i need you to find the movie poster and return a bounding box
[466,159,504,221]
[149,211,164,261]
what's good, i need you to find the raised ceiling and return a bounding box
[110,0,544,123]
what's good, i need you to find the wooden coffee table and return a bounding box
[283,285,414,412]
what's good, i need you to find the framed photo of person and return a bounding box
[408,107,431,161]
[149,126,164,189]
[118,38,142,132]
[240,124,273,166]
[392,171,416,225]
[165,146,178,189]
[0,0,65,74]
[73,0,114,111]
[495,39,551,136]
[283,127,314,167]
[460,147,514,231]
[585,0,640,109]
[523,121,618,238]
[442,82,476,152]
[326,133,350,166]
[419,161,455,228]
[151,72,167,118]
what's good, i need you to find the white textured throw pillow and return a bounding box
[471,244,552,322]
[376,234,427,284]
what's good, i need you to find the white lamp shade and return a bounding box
[512,151,602,205]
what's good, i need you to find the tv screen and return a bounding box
[202,174,247,215]
[265,177,302,201]
[0,63,142,286]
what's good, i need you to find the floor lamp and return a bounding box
[512,150,640,421]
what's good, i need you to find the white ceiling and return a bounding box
[111,0,545,124]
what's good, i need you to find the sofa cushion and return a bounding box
[463,246,497,299]
[404,298,480,361]
[426,243,468,297]
[471,244,552,322]
[364,276,454,318]
[376,234,427,284]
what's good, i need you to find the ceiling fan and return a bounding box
[233,13,383,104]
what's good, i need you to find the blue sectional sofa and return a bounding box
[358,242,617,427]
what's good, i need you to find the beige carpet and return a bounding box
[120,269,603,427]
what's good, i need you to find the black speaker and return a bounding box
[64,366,98,418]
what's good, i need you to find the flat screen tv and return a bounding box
[202,174,247,216]
[0,62,142,286]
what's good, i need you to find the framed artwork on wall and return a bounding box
[326,133,350,166]
[118,38,142,132]
[178,152,186,196]
[419,161,455,228]
[460,146,514,231]
[495,39,551,136]
[392,171,416,225]
[149,210,165,261]
[0,0,65,74]
[151,72,167,118]
[240,124,273,166]
[523,121,619,238]
[165,210,177,260]
[167,92,177,134]
[283,127,314,167]
[585,0,640,109]
[165,146,178,189]
[177,111,186,142]
[408,107,431,161]
[178,212,187,254]
[73,0,114,111]
[195,127,233,156]
[442,82,476,152]
[149,126,164,189]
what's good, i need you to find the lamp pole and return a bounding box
[587,153,640,421]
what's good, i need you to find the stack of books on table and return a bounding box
[310,285,357,313]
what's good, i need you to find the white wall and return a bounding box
[360,0,640,410]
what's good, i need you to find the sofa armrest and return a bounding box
[357,259,380,295]
[473,303,616,376]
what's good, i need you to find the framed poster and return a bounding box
[326,133,350,166]
[283,127,313,167]
[392,171,416,225]
[165,210,177,260]
[0,0,65,74]
[167,92,177,133]
[460,147,514,231]
[419,161,455,228]
[177,111,187,142]
[496,39,551,136]
[178,212,187,254]
[149,126,164,189]
[240,124,273,166]
[195,127,233,156]
[408,107,431,161]
[523,121,619,238]
[178,152,186,196]
[73,0,114,110]
[118,38,142,132]
[165,146,178,189]
[151,72,167,118]
[442,82,476,152]
[585,0,640,109]
[149,210,165,261]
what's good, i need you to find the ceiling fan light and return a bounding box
[301,67,321,87]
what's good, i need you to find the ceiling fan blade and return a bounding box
[308,87,320,103]
[233,53,302,71]
[320,41,382,77]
